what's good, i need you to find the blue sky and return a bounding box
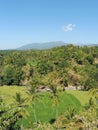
[0,0,98,49]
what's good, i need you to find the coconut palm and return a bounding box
[0,94,28,130]
[27,77,41,123]
[48,80,60,130]
[48,79,59,119]
[14,92,27,107]
[89,87,98,104]
[13,92,29,119]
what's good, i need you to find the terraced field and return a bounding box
[0,86,92,128]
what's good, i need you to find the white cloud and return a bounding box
[62,24,76,32]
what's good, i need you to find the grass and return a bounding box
[0,86,28,103]
[0,86,91,106]
[0,86,92,128]
[18,91,81,127]
[66,90,91,106]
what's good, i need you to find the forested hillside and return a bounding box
[0,44,98,90]
[17,41,66,50]
[0,44,98,129]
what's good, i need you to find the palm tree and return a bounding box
[89,87,98,104]
[49,81,59,119]
[48,80,60,130]
[27,77,41,123]
[13,92,29,118]
[14,92,27,107]
[0,94,28,130]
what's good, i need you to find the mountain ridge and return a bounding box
[13,41,98,50]
[17,41,67,50]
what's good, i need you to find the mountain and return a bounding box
[17,41,67,50]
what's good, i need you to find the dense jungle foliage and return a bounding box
[0,44,98,129]
[0,44,98,90]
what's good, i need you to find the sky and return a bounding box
[0,0,98,49]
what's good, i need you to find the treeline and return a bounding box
[0,44,98,90]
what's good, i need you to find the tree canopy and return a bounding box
[0,45,98,90]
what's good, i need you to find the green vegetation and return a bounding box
[0,45,98,91]
[0,86,81,128]
[0,86,27,103]
[0,86,98,129]
[0,45,98,129]
[66,90,91,105]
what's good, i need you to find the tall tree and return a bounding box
[27,77,40,123]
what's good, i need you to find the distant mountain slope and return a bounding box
[17,41,67,50]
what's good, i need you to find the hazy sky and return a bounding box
[0,0,98,49]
